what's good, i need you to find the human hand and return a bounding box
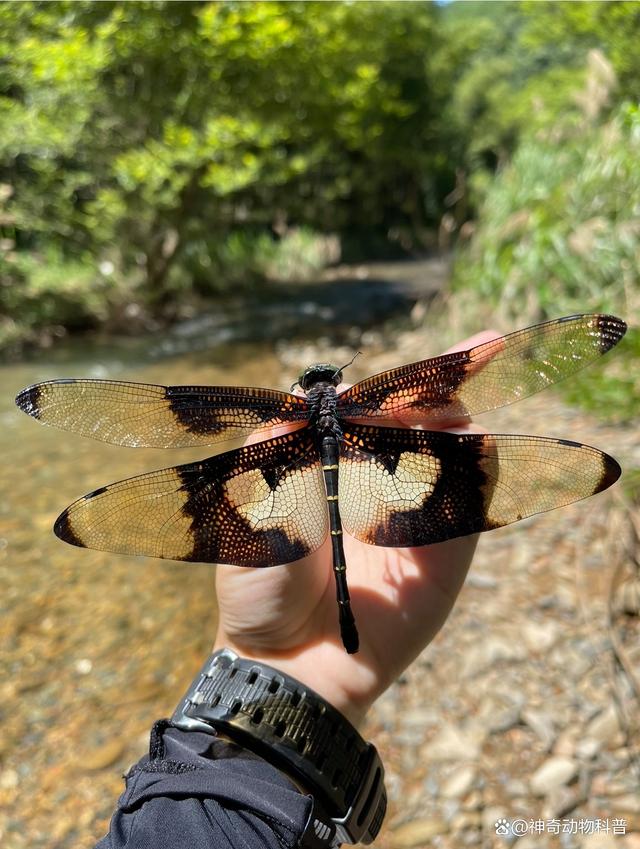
[213,330,499,726]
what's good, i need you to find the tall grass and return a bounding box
[453,104,640,324]
[450,103,640,423]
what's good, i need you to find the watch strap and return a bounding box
[171,648,386,846]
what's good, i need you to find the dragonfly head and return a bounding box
[297,363,343,392]
[295,352,361,392]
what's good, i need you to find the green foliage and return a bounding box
[257,228,340,284]
[443,1,640,423]
[0,1,449,310]
[519,0,640,101]
[2,0,640,367]
[621,463,640,506]
[172,227,338,295]
[0,247,125,350]
[452,104,640,321]
[440,0,632,208]
[561,327,640,424]
[451,103,640,421]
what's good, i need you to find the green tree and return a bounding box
[0,0,452,320]
[440,0,636,210]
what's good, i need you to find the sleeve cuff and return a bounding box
[94,721,313,849]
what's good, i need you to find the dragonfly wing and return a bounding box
[337,314,626,425]
[16,379,309,447]
[339,424,620,547]
[55,427,328,566]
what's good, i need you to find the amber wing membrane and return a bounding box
[54,428,328,566]
[15,379,309,448]
[339,424,620,547]
[337,314,626,425]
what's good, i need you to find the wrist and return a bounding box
[212,633,372,727]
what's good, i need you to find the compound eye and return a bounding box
[298,370,312,391]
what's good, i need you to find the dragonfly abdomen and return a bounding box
[320,433,359,653]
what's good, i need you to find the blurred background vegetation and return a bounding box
[1,0,638,415]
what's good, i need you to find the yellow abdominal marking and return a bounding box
[323,464,339,470]
[326,495,339,501]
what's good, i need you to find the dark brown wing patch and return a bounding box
[55,428,327,566]
[15,379,309,447]
[337,314,626,425]
[340,424,620,547]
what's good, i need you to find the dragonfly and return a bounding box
[16,314,625,653]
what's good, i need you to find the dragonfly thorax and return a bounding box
[305,380,341,439]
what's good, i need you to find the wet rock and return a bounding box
[521,708,556,751]
[585,705,620,744]
[441,766,477,799]
[530,756,579,795]
[522,620,560,653]
[82,740,125,771]
[391,818,449,846]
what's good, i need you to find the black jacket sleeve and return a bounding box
[95,720,313,849]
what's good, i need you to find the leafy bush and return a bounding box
[166,227,340,299]
[259,228,341,283]
[0,248,128,343]
[452,103,640,323]
[562,327,640,424]
[450,103,640,421]
[0,0,448,304]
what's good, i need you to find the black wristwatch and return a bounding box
[171,648,387,847]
